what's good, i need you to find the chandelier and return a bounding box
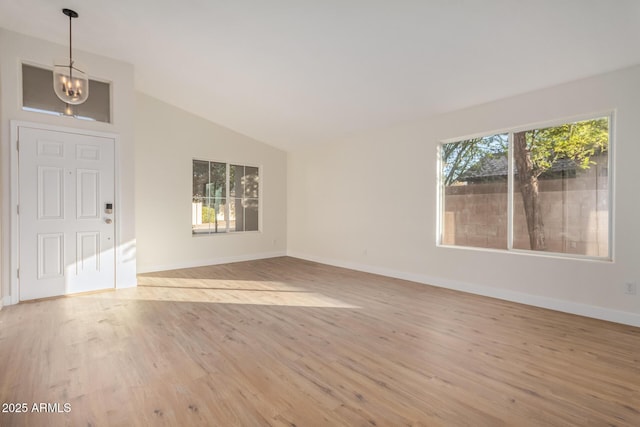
[53,8,89,105]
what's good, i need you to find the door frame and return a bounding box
[10,120,121,303]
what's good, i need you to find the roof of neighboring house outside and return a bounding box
[459,156,582,181]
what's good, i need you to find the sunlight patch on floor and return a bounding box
[137,276,306,291]
[91,283,359,308]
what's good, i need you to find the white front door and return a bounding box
[18,126,116,300]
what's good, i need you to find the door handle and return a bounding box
[105,218,113,224]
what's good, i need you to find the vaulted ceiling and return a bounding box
[1,1,639,150]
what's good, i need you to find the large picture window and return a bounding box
[440,116,610,259]
[192,160,259,234]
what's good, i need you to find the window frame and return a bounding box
[192,158,262,236]
[437,111,615,261]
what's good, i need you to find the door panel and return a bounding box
[37,139,64,157]
[77,169,100,219]
[76,144,100,161]
[37,233,64,279]
[38,167,64,219]
[76,232,101,273]
[19,127,115,300]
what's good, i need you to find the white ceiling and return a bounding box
[1,1,639,151]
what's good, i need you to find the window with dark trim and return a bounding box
[192,160,259,234]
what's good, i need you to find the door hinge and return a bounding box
[17,269,19,279]
[17,205,19,215]
[16,139,19,151]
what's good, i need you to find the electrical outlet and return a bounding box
[624,282,637,295]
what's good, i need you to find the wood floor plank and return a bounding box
[0,256,639,426]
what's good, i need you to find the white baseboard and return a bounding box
[137,251,287,274]
[116,281,138,289]
[287,251,640,328]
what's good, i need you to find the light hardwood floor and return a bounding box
[0,256,639,426]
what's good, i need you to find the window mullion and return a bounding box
[208,161,212,235]
[507,132,514,250]
[226,163,230,233]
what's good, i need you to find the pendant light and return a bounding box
[53,8,89,105]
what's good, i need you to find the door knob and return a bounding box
[105,218,113,224]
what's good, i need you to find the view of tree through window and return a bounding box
[441,134,509,249]
[441,117,610,258]
[192,160,259,234]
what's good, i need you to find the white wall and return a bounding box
[0,29,137,305]
[135,93,287,273]
[287,65,640,326]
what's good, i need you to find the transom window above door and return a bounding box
[21,64,111,123]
